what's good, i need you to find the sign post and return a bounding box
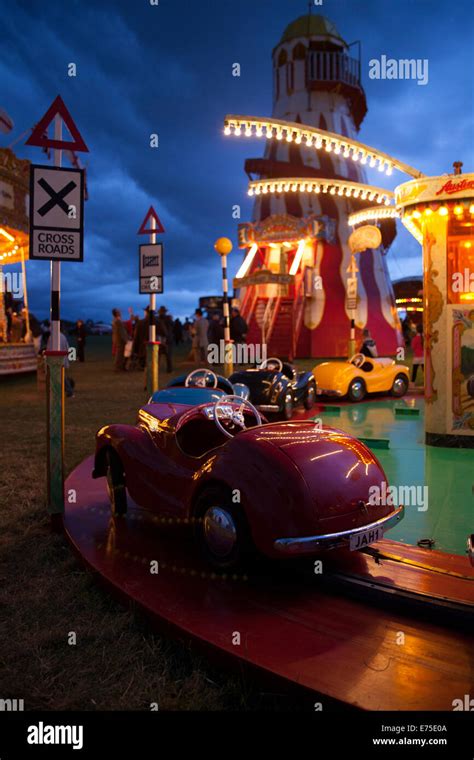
[26,96,88,519]
[138,206,164,396]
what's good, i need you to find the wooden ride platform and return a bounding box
[64,457,474,711]
[0,342,36,375]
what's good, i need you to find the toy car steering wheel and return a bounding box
[185,368,218,388]
[259,357,283,372]
[350,353,366,368]
[213,394,262,439]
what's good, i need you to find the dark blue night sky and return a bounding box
[2,0,473,321]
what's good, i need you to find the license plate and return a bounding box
[349,525,383,551]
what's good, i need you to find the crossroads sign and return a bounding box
[139,242,163,294]
[29,164,84,261]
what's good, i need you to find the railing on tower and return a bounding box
[262,296,280,348]
[306,51,361,89]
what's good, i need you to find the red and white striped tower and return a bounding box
[231,14,402,358]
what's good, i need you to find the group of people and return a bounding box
[189,307,248,363]
[111,306,175,373]
[0,302,43,350]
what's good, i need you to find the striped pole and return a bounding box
[146,214,159,395]
[214,237,233,377]
[45,113,66,518]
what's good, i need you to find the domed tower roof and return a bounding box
[278,14,346,47]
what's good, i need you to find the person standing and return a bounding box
[112,308,128,371]
[76,319,87,362]
[157,306,174,373]
[410,323,424,387]
[193,308,209,363]
[230,307,248,348]
[360,328,378,358]
[208,311,224,346]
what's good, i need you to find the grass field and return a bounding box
[0,338,421,710]
[0,337,283,711]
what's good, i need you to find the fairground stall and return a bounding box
[0,147,36,375]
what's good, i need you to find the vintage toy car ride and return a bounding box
[313,354,410,402]
[229,357,317,420]
[93,393,404,569]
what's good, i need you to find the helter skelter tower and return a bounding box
[225,14,408,358]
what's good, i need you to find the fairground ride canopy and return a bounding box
[0,148,29,266]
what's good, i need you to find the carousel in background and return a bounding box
[0,133,36,375]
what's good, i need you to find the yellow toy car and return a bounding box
[313,354,410,402]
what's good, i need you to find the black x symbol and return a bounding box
[37,177,77,217]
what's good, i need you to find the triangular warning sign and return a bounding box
[26,95,89,152]
[138,206,165,235]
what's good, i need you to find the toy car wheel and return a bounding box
[281,393,294,420]
[348,377,366,402]
[391,373,409,397]
[194,486,254,570]
[304,381,317,410]
[105,450,127,516]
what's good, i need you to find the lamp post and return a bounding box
[214,237,233,377]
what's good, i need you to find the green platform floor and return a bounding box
[313,398,473,557]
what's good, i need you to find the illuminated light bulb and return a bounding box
[284,182,290,191]
[235,124,242,135]
[464,241,472,248]
[384,198,391,206]
[276,130,283,140]
[286,132,293,142]
[306,136,313,146]
[295,134,302,144]
[352,151,359,161]
[315,185,321,193]
[369,192,376,200]
[469,204,474,214]
[322,185,328,193]
[438,206,448,216]
[248,189,254,196]
[256,126,263,137]
[453,204,463,215]
[329,187,336,195]
[378,160,386,172]
[266,126,273,138]
[325,142,333,152]
[412,209,421,218]
[343,146,350,158]
[386,164,393,176]
[360,191,368,200]
[315,136,323,149]
[424,207,433,216]
[245,125,252,136]
[337,187,344,196]
[369,156,377,167]
[276,183,283,192]
[255,186,261,195]
[361,153,368,164]
[334,144,341,154]
[269,183,275,193]
[224,125,231,136]
[262,185,268,194]
[291,183,298,191]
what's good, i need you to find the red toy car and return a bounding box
[93,393,404,569]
